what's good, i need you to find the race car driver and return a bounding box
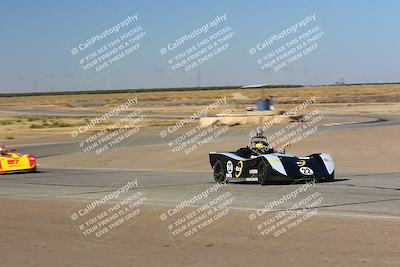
[252,141,275,155]
[0,145,10,156]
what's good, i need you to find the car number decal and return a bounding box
[299,167,314,175]
[235,161,243,178]
[7,159,19,165]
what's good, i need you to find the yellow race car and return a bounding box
[0,146,37,174]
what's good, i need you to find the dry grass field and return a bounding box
[1,84,400,109]
[0,84,399,143]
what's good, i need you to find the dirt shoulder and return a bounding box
[0,198,398,267]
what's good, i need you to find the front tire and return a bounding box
[258,160,271,185]
[213,160,225,183]
[326,171,335,182]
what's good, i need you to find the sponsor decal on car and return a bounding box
[296,160,306,167]
[249,169,258,174]
[226,161,233,174]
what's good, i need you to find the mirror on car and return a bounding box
[283,143,291,153]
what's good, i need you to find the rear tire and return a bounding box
[213,160,225,183]
[258,160,271,185]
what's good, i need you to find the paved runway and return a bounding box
[1,167,399,219]
[1,113,399,220]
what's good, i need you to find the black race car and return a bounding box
[209,132,335,185]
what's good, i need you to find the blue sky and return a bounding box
[0,0,399,92]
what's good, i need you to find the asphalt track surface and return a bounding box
[1,113,399,220]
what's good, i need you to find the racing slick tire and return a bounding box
[258,160,271,185]
[325,170,335,182]
[213,160,225,183]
